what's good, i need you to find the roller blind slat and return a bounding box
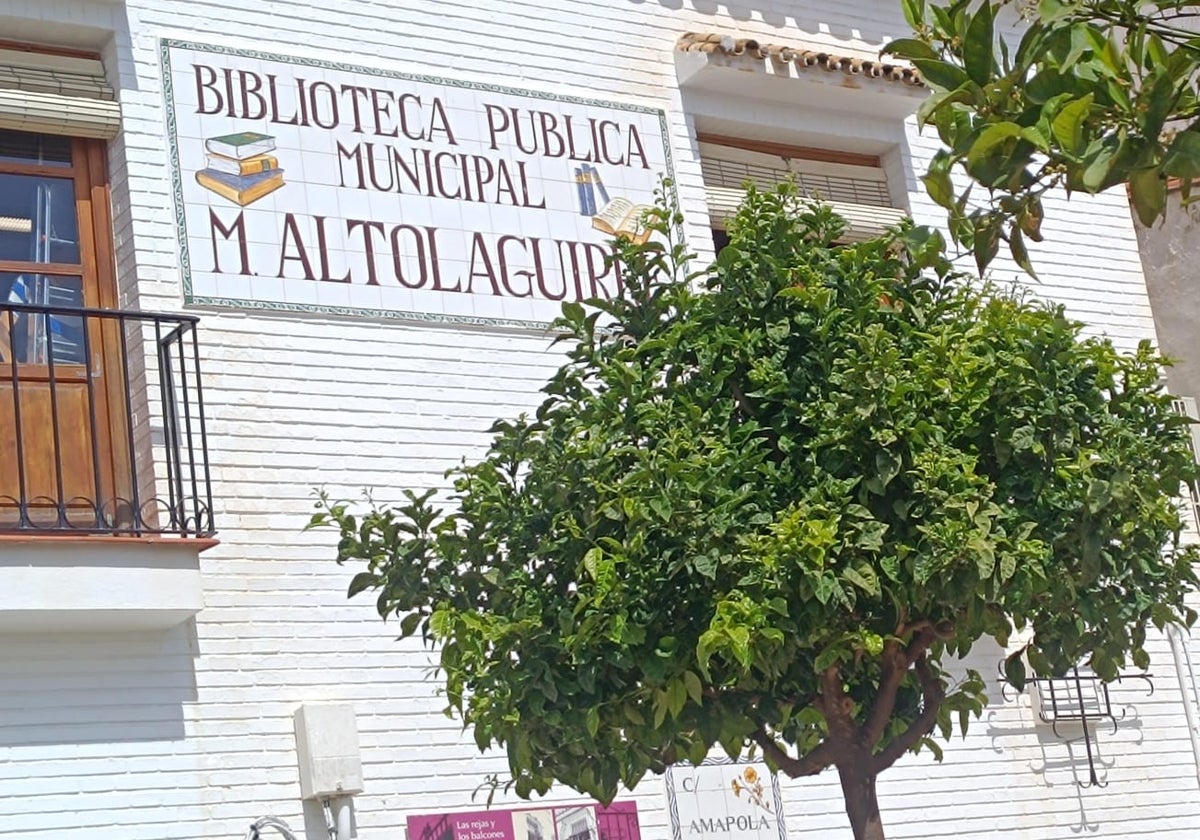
[705,185,905,242]
[0,50,120,139]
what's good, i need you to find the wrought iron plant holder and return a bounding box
[1000,662,1154,788]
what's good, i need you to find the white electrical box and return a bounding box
[294,703,364,799]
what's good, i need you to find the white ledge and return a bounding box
[0,536,214,632]
[674,49,928,120]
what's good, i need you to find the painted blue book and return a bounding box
[585,164,610,205]
[575,167,595,216]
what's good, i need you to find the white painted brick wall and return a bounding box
[0,1,1195,839]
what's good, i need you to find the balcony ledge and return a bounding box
[0,534,217,633]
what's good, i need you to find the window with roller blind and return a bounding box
[0,43,126,530]
[0,41,122,359]
[697,134,905,253]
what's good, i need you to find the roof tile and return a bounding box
[677,32,924,87]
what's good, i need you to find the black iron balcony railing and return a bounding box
[0,301,214,537]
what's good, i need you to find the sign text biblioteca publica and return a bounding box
[173,51,670,315]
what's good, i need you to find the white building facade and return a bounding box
[0,1,1198,839]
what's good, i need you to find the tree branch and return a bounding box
[862,639,906,749]
[871,653,945,774]
[818,664,859,747]
[751,725,838,777]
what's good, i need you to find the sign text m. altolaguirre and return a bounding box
[162,40,673,325]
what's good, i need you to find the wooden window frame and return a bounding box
[0,136,118,309]
[0,130,131,530]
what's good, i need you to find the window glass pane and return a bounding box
[0,272,85,364]
[0,173,79,264]
[0,129,71,168]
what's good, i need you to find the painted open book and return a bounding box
[591,197,652,244]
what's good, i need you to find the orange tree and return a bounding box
[312,189,1199,840]
[886,0,1200,274]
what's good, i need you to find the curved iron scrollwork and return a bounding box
[1000,661,1154,788]
[0,493,214,536]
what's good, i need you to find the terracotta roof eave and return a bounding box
[676,32,925,88]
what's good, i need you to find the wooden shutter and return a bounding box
[0,48,120,139]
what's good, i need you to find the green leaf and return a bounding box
[648,496,672,523]
[1163,131,1200,181]
[875,449,903,489]
[974,216,1001,274]
[1020,125,1050,153]
[399,611,422,637]
[1038,0,1074,23]
[814,644,843,672]
[922,166,956,211]
[653,692,668,729]
[560,300,585,324]
[999,552,1017,582]
[975,542,997,580]
[1081,139,1122,192]
[912,59,972,91]
[914,552,939,585]
[843,564,881,597]
[1129,167,1167,227]
[963,1,995,85]
[1004,650,1027,691]
[884,38,937,61]
[900,0,925,30]
[582,546,602,580]
[684,670,703,705]
[917,86,975,130]
[1009,228,1036,279]
[968,122,1023,170]
[667,677,688,718]
[1010,425,1036,451]
[348,571,379,598]
[585,707,600,737]
[1050,94,1093,157]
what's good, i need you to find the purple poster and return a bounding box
[407,802,640,840]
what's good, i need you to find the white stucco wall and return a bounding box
[0,1,1197,839]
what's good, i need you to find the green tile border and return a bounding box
[159,38,678,331]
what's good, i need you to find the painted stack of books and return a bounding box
[195,132,285,206]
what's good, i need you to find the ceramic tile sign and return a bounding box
[666,759,787,840]
[406,802,641,840]
[161,39,673,327]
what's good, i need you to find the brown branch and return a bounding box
[748,724,835,777]
[862,621,949,749]
[899,619,955,643]
[862,639,912,749]
[751,725,838,778]
[871,653,945,774]
[816,664,864,754]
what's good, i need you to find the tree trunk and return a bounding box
[836,759,885,840]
